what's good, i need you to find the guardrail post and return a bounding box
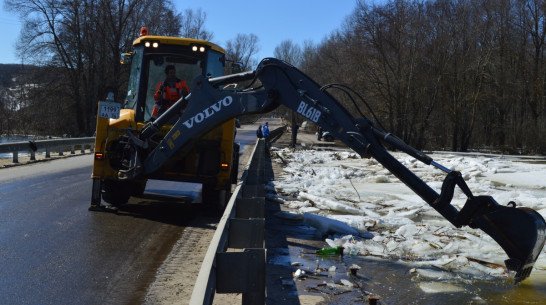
[191,137,267,305]
[45,147,51,158]
[242,184,265,198]
[247,143,265,185]
[236,198,265,219]
[216,248,266,305]
[30,150,36,161]
[12,151,18,163]
[215,138,266,304]
[59,146,64,156]
[81,145,85,154]
[71,145,75,154]
[228,218,265,249]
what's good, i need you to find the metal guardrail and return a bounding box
[190,138,266,305]
[0,137,95,163]
[266,124,286,142]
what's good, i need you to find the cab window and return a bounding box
[142,55,203,121]
[124,48,143,110]
[206,50,225,78]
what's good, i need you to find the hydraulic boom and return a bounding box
[120,58,546,283]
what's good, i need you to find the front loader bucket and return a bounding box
[468,200,546,283]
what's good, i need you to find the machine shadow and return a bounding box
[105,193,220,228]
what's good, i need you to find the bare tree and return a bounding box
[299,40,318,73]
[273,40,303,67]
[179,8,213,40]
[4,0,546,153]
[4,0,185,135]
[0,88,13,135]
[136,0,182,36]
[224,33,260,71]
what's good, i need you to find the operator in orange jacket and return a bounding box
[151,65,190,121]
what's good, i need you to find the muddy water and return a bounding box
[269,207,546,303]
[276,230,546,304]
[346,256,546,304]
[292,250,546,304]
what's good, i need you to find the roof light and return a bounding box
[199,46,205,52]
[144,41,151,47]
[192,45,198,52]
[152,42,159,48]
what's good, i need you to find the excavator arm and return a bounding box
[123,58,545,283]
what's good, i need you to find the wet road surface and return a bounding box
[0,155,202,304]
[0,124,261,305]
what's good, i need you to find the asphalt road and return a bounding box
[0,154,205,304]
[0,122,268,305]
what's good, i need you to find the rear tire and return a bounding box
[91,179,102,206]
[131,180,147,197]
[202,184,230,215]
[102,180,131,205]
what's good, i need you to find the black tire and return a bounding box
[91,179,102,206]
[324,134,334,142]
[131,180,147,197]
[102,180,131,205]
[202,184,230,215]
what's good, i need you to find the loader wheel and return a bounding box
[102,180,131,206]
[91,179,102,206]
[131,180,147,197]
[202,184,231,215]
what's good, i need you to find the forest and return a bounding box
[2,0,546,154]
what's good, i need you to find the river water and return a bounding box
[343,255,546,304]
[275,226,546,305]
[268,144,546,304]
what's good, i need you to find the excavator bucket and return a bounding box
[431,172,545,283]
[467,199,546,283]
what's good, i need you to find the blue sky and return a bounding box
[0,1,367,65]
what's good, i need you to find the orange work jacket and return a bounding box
[152,78,190,117]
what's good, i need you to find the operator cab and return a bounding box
[123,29,226,122]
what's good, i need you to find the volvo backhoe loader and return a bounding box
[91,29,239,211]
[90,31,545,283]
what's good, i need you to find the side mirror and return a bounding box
[231,61,243,74]
[120,52,132,65]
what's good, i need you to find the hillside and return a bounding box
[0,64,23,87]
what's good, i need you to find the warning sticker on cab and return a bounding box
[99,101,121,119]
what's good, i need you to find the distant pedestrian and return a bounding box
[262,122,270,137]
[257,124,263,138]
